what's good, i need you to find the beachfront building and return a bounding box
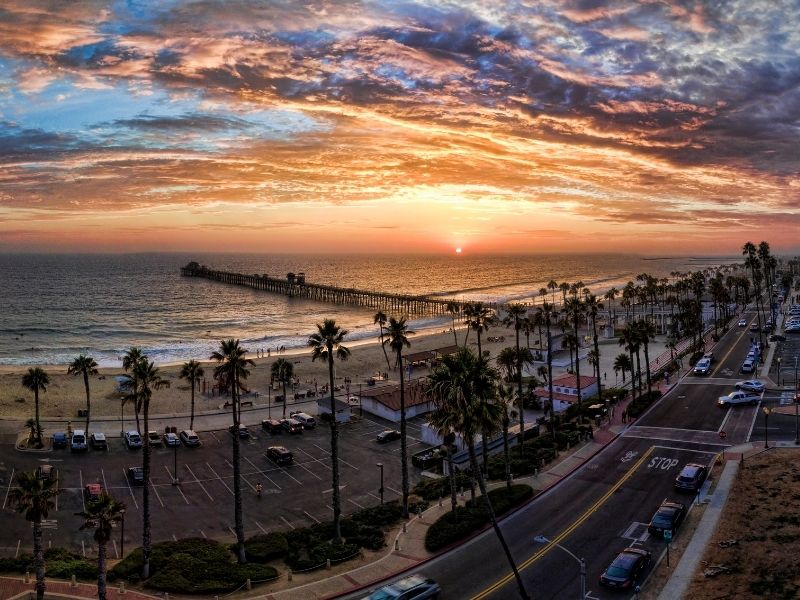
[316,397,351,423]
[359,379,433,422]
[532,373,599,413]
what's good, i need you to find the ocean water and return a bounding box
[0,253,729,366]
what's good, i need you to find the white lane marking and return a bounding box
[121,469,139,510]
[746,399,762,442]
[385,486,401,496]
[200,529,207,538]
[15,540,20,558]
[295,447,331,471]
[79,470,86,513]
[149,478,165,508]
[279,515,295,529]
[206,463,234,496]
[101,468,109,493]
[112,539,118,559]
[242,456,281,491]
[312,443,360,470]
[184,464,213,501]
[81,540,86,557]
[294,460,323,481]
[161,466,190,505]
[717,408,733,433]
[366,492,382,502]
[348,498,365,509]
[223,458,257,492]
[172,534,178,542]
[652,445,721,455]
[255,520,269,534]
[303,511,321,524]
[2,468,14,510]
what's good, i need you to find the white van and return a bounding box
[289,412,316,429]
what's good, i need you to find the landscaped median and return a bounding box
[425,484,533,552]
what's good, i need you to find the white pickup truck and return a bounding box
[718,390,760,407]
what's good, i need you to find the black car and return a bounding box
[280,418,303,434]
[377,429,401,443]
[127,467,145,486]
[648,501,686,537]
[674,463,707,493]
[267,446,293,466]
[229,423,250,439]
[52,432,68,449]
[599,547,651,590]
[262,419,283,433]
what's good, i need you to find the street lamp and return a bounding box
[763,407,772,449]
[533,535,585,600]
[120,508,126,557]
[777,357,782,387]
[172,444,179,485]
[376,462,384,505]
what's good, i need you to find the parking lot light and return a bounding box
[764,407,772,449]
[120,508,126,557]
[173,444,179,485]
[376,463,384,505]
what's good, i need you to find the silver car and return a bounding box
[365,575,441,600]
[735,380,766,393]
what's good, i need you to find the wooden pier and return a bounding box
[180,262,459,316]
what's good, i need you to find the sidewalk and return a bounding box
[0,575,157,600]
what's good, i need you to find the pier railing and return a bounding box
[180,262,458,316]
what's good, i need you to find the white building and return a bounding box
[359,379,433,423]
[533,373,600,413]
[316,398,351,423]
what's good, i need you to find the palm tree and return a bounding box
[585,294,604,395]
[374,311,392,371]
[547,279,558,304]
[179,360,204,430]
[309,319,351,544]
[427,408,461,516]
[21,368,49,446]
[465,302,496,472]
[427,348,530,600]
[24,418,39,445]
[446,301,461,346]
[122,347,146,433]
[496,384,515,492]
[383,316,414,518]
[613,353,632,386]
[564,296,586,408]
[636,319,657,394]
[502,303,528,457]
[76,493,126,600]
[8,470,59,600]
[618,324,639,402]
[67,355,98,433]
[270,358,294,418]
[605,287,618,327]
[211,339,254,564]
[125,359,169,578]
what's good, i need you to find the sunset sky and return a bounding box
[1,1,799,254]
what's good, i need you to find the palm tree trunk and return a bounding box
[592,319,602,395]
[328,352,342,544]
[282,379,287,418]
[398,351,409,519]
[478,332,488,475]
[643,340,652,394]
[83,371,91,433]
[573,319,582,408]
[134,403,141,435]
[635,348,643,395]
[142,398,151,579]
[190,379,196,431]
[33,521,45,600]
[232,373,246,563]
[34,390,41,445]
[446,445,457,515]
[97,540,108,600]
[502,410,511,492]
[468,439,529,600]
[450,316,459,346]
[379,328,391,370]
[628,349,637,402]
[515,323,524,458]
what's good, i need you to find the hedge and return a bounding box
[0,549,96,581]
[413,472,471,501]
[242,532,288,562]
[626,390,663,418]
[425,484,533,552]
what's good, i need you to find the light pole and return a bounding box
[172,444,179,485]
[533,535,585,600]
[777,357,782,386]
[376,462,384,505]
[763,407,772,449]
[120,400,124,437]
[120,508,126,557]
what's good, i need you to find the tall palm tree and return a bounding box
[309,319,351,544]
[427,348,529,600]
[211,339,254,563]
[122,347,146,433]
[124,359,168,578]
[564,296,586,408]
[374,311,392,371]
[547,279,558,305]
[605,287,618,327]
[465,302,496,472]
[383,316,414,518]
[446,301,461,346]
[496,384,515,492]
[502,303,528,457]
[67,355,98,433]
[179,360,204,431]
[76,493,126,600]
[8,470,59,600]
[270,358,294,418]
[618,324,639,402]
[21,368,49,446]
[585,294,604,394]
[636,319,657,394]
[427,408,462,516]
[613,353,632,386]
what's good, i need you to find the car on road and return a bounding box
[147,430,162,447]
[738,318,748,327]
[52,432,67,449]
[674,463,708,493]
[127,466,145,486]
[180,429,201,447]
[90,432,108,450]
[770,334,787,342]
[735,380,766,393]
[718,390,760,407]
[37,464,56,481]
[750,322,760,332]
[281,418,303,434]
[376,429,401,443]
[85,483,102,501]
[124,430,143,450]
[229,423,250,439]
[70,429,88,452]
[163,432,181,447]
[289,412,316,429]
[262,419,282,433]
[740,359,755,374]
[599,547,651,590]
[266,446,293,466]
[365,574,441,600]
[693,358,712,375]
[648,501,686,537]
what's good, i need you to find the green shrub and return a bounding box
[0,549,95,580]
[412,472,470,501]
[0,554,33,574]
[286,541,360,571]
[243,532,288,562]
[627,390,663,418]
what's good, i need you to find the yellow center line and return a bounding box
[711,325,746,377]
[471,446,655,600]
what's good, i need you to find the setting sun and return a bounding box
[455,248,462,254]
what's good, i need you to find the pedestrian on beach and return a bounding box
[267,348,271,357]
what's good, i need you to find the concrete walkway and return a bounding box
[656,459,739,600]
[0,575,157,600]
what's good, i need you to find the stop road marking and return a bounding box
[647,457,679,470]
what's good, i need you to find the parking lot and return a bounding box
[0,414,432,558]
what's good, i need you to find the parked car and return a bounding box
[266,446,293,466]
[37,464,56,481]
[289,412,316,429]
[674,463,708,493]
[735,380,766,393]
[163,432,181,447]
[648,501,686,537]
[180,429,201,447]
[262,419,282,433]
[718,390,759,407]
[365,575,441,600]
[124,430,143,450]
[147,431,162,447]
[738,318,748,327]
[377,429,401,443]
[693,358,712,375]
[770,334,787,342]
[52,432,67,449]
[127,466,145,486]
[740,359,755,374]
[70,429,88,452]
[280,418,303,434]
[90,432,108,450]
[229,423,250,439]
[599,547,651,590]
[750,323,760,332]
[84,483,102,501]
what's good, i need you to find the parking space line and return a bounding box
[224,459,257,492]
[294,461,323,481]
[206,463,234,496]
[242,456,281,491]
[172,534,178,542]
[101,468,108,493]
[112,539,118,559]
[14,540,20,558]
[303,511,321,524]
[228,526,237,538]
[184,464,214,501]
[312,443,360,470]
[200,530,207,538]
[162,466,189,504]
[121,469,139,510]
[296,447,332,471]
[255,520,269,534]
[276,464,303,485]
[79,470,86,513]
[81,540,86,557]
[279,516,295,530]
[385,485,401,496]
[2,468,14,510]
[366,492,381,502]
[210,431,222,445]
[347,498,365,509]
[149,479,165,508]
